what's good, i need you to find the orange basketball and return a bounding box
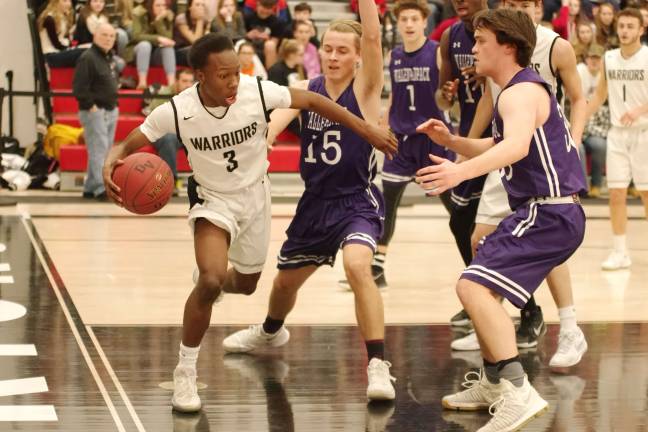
[112,153,174,215]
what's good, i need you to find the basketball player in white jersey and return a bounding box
[450,0,589,370]
[102,34,397,412]
[586,8,648,271]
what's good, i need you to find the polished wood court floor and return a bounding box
[1,194,648,431]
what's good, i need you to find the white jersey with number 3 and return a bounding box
[604,45,648,128]
[139,74,292,193]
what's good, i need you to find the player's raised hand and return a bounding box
[415,154,465,196]
[365,124,398,160]
[620,108,640,126]
[460,65,484,91]
[441,79,459,103]
[102,159,124,206]
[416,118,453,147]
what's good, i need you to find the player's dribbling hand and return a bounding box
[415,154,465,196]
[441,79,459,102]
[102,159,124,206]
[366,124,398,160]
[416,118,453,147]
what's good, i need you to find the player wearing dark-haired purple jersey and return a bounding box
[436,0,489,327]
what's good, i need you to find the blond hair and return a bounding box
[321,19,362,51]
[37,0,75,33]
[278,38,305,80]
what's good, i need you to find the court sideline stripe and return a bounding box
[86,326,146,432]
[19,214,128,432]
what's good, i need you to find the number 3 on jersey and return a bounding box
[223,150,238,172]
[304,130,342,165]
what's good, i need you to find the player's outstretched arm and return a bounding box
[102,128,152,206]
[355,0,384,104]
[415,84,538,195]
[289,87,398,158]
[266,80,307,148]
[416,118,493,158]
[553,39,586,144]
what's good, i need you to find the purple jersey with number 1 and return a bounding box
[299,75,377,199]
[389,39,449,135]
[492,68,587,209]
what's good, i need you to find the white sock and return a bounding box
[178,342,200,369]
[558,306,577,333]
[613,235,627,253]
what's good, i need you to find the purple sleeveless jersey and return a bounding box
[449,21,484,137]
[389,39,449,135]
[492,68,587,209]
[300,76,377,198]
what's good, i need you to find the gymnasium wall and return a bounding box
[0,1,38,148]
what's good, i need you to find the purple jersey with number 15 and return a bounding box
[492,68,587,209]
[299,76,377,199]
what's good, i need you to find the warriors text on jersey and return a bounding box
[299,75,377,198]
[604,45,648,128]
[139,74,291,193]
[492,68,586,209]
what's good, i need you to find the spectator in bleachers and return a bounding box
[572,20,595,61]
[145,69,195,188]
[553,0,590,39]
[210,0,247,42]
[73,23,119,200]
[38,0,88,67]
[577,43,609,198]
[128,0,177,89]
[237,40,268,78]
[640,2,648,44]
[74,0,127,71]
[243,0,287,68]
[267,38,304,86]
[174,0,210,66]
[293,2,319,47]
[350,0,387,20]
[595,1,620,47]
[113,0,135,36]
[292,20,320,78]
[243,0,292,24]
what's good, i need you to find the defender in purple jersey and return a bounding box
[337,0,454,290]
[436,0,489,327]
[416,10,587,431]
[222,0,398,402]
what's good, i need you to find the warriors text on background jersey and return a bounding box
[449,21,483,137]
[604,45,648,128]
[299,75,377,198]
[492,68,587,209]
[389,39,449,135]
[139,74,291,193]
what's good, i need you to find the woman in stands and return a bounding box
[38,0,88,68]
[595,1,619,48]
[572,20,595,62]
[174,0,210,66]
[126,0,177,89]
[237,41,268,78]
[293,20,321,78]
[210,0,247,42]
[74,0,126,72]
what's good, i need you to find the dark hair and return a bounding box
[473,9,536,67]
[393,0,430,19]
[294,2,312,13]
[175,68,195,79]
[617,7,644,26]
[292,19,311,32]
[188,33,235,69]
[237,41,256,53]
[259,0,278,8]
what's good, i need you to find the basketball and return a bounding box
[112,153,174,215]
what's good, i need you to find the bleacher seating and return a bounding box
[51,66,301,191]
